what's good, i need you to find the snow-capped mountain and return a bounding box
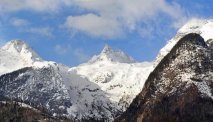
[69,45,152,116]
[0,41,153,121]
[155,19,213,67]
[88,44,136,63]
[1,19,213,121]
[0,40,51,75]
[117,33,213,122]
[116,18,213,121]
[67,45,152,120]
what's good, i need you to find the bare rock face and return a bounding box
[116,33,213,122]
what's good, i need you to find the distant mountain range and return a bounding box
[0,19,213,121]
[0,39,152,121]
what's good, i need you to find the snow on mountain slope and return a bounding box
[0,40,50,75]
[3,18,213,120]
[69,45,153,113]
[63,45,152,120]
[89,44,136,63]
[117,33,213,122]
[155,19,213,66]
[0,40,153,121]
[0,62,119,120]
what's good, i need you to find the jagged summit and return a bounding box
[101,44,113,53]
[1,40,42,61]
[2,40,28,52]
[0,40,44,75]
[88,44,136,63]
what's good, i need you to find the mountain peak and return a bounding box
[117,33,213,122]
[1,40,42,61]
[154,19,213,67]
[2,40,29,52]
[88,44,136,64]
[0,40,43,75]
[178,19,213,41]
[101,44,113,54]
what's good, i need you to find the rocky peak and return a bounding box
[88,44,136,63]
[116,33,213,122]
[101,44,113,54]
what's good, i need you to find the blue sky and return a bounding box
[0,0,213,66]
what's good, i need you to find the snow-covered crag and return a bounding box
[155,19,213,66]
[69,45,152,119]
[0,41,153,121]
[0,40,41,75]
[1,19,213,121]
[117,19,213,121]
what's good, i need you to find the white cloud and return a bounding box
[54,44,90,62]
[9,18,53,37]
[0,22,6,47]
[0,0,189,39]
[0,0,72,13]
[171,16,194,29]
[64,14,122,38]
[16,27,53,37]
[138,26,154,40]
[73,48,90,63]
[11,18,30,27]
[54,44,69,55]
[27,27,53,37]
[64,0,186,38]
[74,0,183,25]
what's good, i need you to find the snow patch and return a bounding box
[194,81,213,99]
[155,19,213,67]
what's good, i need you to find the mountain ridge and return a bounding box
[0,40,153,121]
[116,33,213,121]
[1,19,213,121]
[155,19,213,67]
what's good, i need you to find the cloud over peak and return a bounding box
[64,14,122,38]
[64,0,185,38]
[11,18,30,27]
[0,0,188,39]
[0,0,71,12]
